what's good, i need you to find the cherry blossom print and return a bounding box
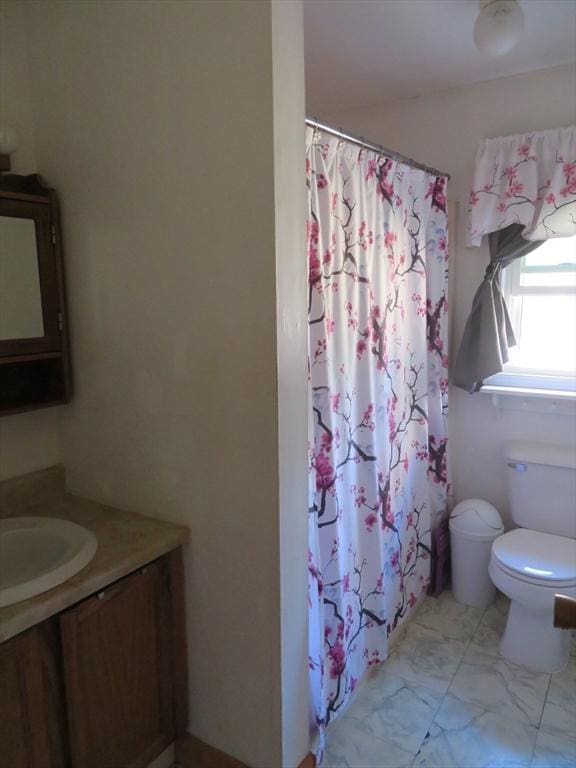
[327,641,345,678]
[517,142,531,158]
[306,126,449,755]
[467,126,576,245]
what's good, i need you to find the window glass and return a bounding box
[507,294,576,374]
[492,235,576,390]
[520,236,576,288]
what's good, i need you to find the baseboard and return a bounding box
[175,733,248,768]
[175,734,315,768]
[147,743,175,768]
[298,753,316,768]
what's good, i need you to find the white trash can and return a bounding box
[449,499,504,609]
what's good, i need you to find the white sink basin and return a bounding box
[0,517,98,608]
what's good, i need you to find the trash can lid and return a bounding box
[449,499,504,541]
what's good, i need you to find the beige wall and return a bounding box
[324,64,576,526]
[24,1,308,765]
[0,0,62,481]
[0,0,36,173]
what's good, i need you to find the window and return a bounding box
[484,235,576,394]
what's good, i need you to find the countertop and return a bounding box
[0,466,189,643]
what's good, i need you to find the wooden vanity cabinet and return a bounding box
[61,558,175,768]
[0,548,187,768]
[0,621,68,768]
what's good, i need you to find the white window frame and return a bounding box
[482,239,576,397]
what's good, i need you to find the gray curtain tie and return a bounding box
[484,260,500,283]
[453,224,541,393]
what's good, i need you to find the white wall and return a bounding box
[24,1,308,765]
[324,64,576,526]
[272,2,310,765]
[0,0,62,481]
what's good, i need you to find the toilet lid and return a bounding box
[492,529,576,586]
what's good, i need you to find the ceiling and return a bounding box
[304,0,576,114]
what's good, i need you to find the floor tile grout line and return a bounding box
[528,663,575,768]
[527,672,551,768]
[539,673,553,727]
[409,690,445,765]
[408,599,492,766]
[445,600,487,685]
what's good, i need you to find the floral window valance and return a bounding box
[467,125,576,247]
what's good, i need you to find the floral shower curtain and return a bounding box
[306,126,450,754]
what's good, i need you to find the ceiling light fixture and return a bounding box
[474,0,525,57]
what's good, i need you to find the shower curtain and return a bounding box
[306,127,450,752]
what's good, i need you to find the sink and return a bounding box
[0,517,98,608]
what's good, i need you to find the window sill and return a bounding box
[481,384,576,400]
[480,385,576,417]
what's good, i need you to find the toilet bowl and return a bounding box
[488,442,576,674]
[489,529,576,672]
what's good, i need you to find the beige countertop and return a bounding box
[0,466,189,643]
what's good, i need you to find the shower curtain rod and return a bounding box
[306,117,450,180]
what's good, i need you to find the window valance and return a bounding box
[467,126,576,247]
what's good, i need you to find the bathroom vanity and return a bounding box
[0,467,189,768]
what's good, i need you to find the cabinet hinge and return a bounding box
[58,311,63,332]
[51,224,57,245]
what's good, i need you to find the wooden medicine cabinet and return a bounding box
[0,174,71,415]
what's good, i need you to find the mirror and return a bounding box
[0,215,44,340]
[0,174,72,415]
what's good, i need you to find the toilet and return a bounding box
[489,441,576,673]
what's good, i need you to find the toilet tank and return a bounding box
[505,442,576,539]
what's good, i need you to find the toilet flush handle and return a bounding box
[507,462,527,472]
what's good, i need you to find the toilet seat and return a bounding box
[492,529,576,588]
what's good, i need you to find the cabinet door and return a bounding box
[0,623,66,768]
[60,560,175,768]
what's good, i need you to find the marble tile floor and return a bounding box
[324,591,576,768]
